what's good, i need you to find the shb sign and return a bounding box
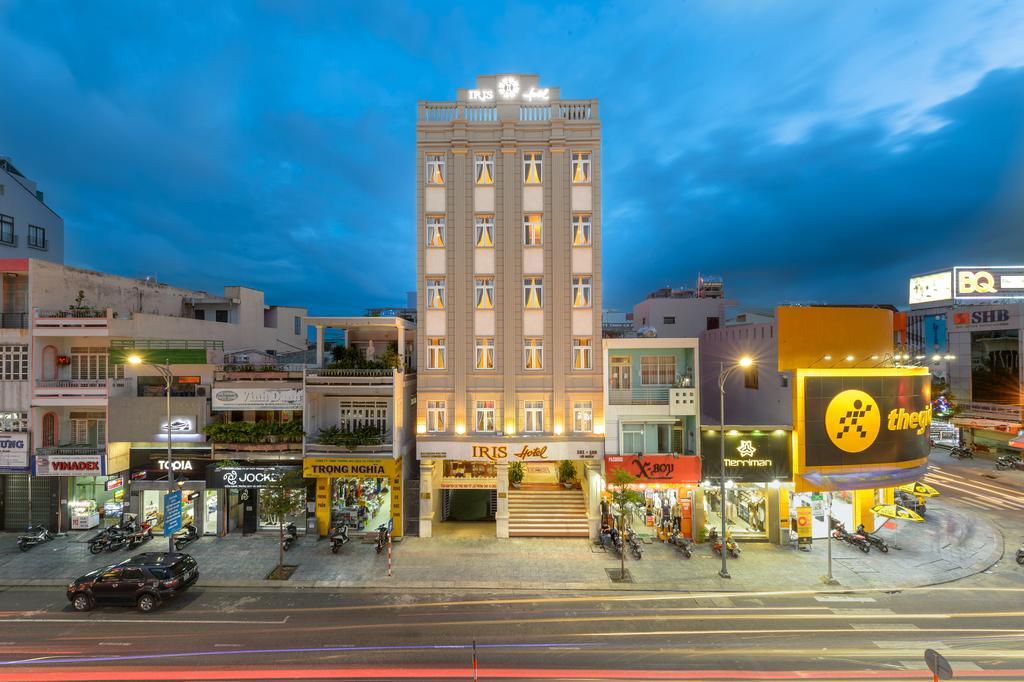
[212,387,303,411]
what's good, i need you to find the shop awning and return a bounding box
[951,417,1022,433]
[604,454,701,485]
[797,463,928,492]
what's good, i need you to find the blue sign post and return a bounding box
[163,490,182,537]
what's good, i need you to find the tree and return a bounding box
[609,468,645,579]
[261,470,306,578]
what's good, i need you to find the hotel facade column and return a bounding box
[419,460,434,538]
[496,461,509,538]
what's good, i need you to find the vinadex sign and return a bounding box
[33,453,105,477]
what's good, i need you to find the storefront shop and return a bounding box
[603,454,700,538]
[33,451,107,532]
[128,449,218,536]
[302,457,402,538]
[206,464,307,535]
[699,429,792,540]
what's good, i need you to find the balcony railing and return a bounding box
[419,99,597,122]
[305,435,393,454]
[305,368,401,386]
[0,312,27,328]
[36,308,107,319]
[609,387,672,405]
[36,445,105,457]
[36,378,128,389]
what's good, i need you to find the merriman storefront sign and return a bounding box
[417,440,603,462]
[0,433,29,472]
[212,386,304,411]
[699,430,793,482]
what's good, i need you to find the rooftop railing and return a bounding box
[419,99,597,122]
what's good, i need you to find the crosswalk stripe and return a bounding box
[922,478,1019,510]
[930,466,1024,497]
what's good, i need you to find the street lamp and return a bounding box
[128,354,177,553]
[717,356,753,579]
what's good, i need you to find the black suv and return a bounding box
[67,552,199,613]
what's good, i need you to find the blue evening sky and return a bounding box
[1,1,1023,315]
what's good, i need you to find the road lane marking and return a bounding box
[0,617,287,625]
[97,643,130,647]
[815,596,876,603]
[925,471,1024,505]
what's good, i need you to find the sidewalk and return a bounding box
[0,498,1003,592]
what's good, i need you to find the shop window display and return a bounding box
[330,477,391,533]
[789,490,855,540]
[704,485,768,539]
[142,488,210,535]
[70,475,126,530]
[258,487,305,531]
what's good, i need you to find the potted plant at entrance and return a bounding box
[558,460,578,489]
[508,461,524,489]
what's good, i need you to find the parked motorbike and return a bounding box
[126,516,155,549]
[282,523,298,552]
[667,531,693,558]
[1017,547,1024,566]
[624,528,643,560]
[831,520,871,553]
[173,522,199,550]
[599,524,624,556]
[856,524,889,553]
[375,523,391,555]
[87,526,118,554]
[996,454,1021,471]
[708,527,741,558]
[106,526,131,552]
[950,445,974,460]
[329,525,350,554]
[17,525,54,552]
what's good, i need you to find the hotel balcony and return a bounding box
[33,308,111,336]
[33,378,129,406]
[304,368,405,391]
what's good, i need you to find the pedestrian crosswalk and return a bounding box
[923,465,1024,512]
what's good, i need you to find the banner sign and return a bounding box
[33,453,105,476]
[953,266,1024,300]
[0,432,29,472]
[699,430,792,482]
[604,454,701,485]
[206,465,302,489]
[302,457,398,478]
[801,373,931,468]
[796,506,813,547]
[163,490,182,537]
[212,386,303,411]
[417,440,603,462]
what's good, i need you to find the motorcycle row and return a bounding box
[87,514,168,554]
[950,444,1022,471]
[829,517,889,554]
[597,523,741,560]
[280,522,391,555]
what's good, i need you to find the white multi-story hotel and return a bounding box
[415,74,605,538]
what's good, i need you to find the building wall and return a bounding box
[633,297,725,338]
[107,396,209,443]
[0,164,64,264]
[700,322,792,427]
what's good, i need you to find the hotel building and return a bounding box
[415,74,604,538]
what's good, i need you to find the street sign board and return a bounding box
[924,648,953,680]
[163,490,182,537]
[796,506,813,547]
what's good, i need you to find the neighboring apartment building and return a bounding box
[0,257,308,532]
[633,285,728,339]
[415,74,605,538]
[908,267,1024,456]
[0,157,64,265]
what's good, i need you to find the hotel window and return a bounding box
[524,338,544,371]
[426,278,446,310]
[572,276,592,308]
[426,154,445,185]
[524,401,544,433]
[572,338,592,370]
[427,337,446,370]
[572,214,592,246]
[475,400,496,433]
[426,216,445,248]
[0,411,28,432]
[571,152,591,184]
[573,401,593,433]
[425,399,446,430]
[523,152,542,185]
[475,153,494,185]
[475,278,494,309]
[524,277,543,309]
[640,356,676,385]
[0,215,13,245]
[523,214,543,246]
[426,400,447,433]
[475,215,494,247]
[475,337,495,370]
[0,345,28,381]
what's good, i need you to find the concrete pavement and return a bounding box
[0,495,1005,592]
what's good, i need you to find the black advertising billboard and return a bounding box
[802,374,931,468]
[206,465,302,489]
[700,430,792,482]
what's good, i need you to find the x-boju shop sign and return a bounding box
[212,386,304,411]
[604,455,701,484]
[33,453,105,476]
[417,440,603,461]
[0,433,29,472]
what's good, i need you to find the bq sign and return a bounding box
[207,465,302,489]
[604,455,701,485]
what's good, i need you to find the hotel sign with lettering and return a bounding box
[417,440,603,462]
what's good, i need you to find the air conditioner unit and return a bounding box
[195,385,210,398]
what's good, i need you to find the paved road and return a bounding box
[924,454,1024,514]
[2,579,1024,680]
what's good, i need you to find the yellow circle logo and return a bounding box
[824,389,880,453]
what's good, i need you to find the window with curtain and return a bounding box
[572,276,592,308]
[523,401,544,433]
[427,401,447,432]
[523,214,543,246]
[571,151,591,184]
[339,400,388,432]
[427,338,446,370]
[523,152,542,184]
[71,412,106,446]
[475,215,494,247]
[475,278,494,309]
[524,338,543,370]
[426,217,445,248]
[640,356,676,385]
[475,337,495,370]
[475,153,494,185]
[524,278,543,309]
[573,401,593,433]
[572,214,592,246]
[572,338,592,370]
[475,400,496,432]
[426,279,446,310]
[426,154,445,185]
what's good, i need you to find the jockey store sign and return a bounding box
[207,465,302,489]
[33,453,105,477]
[604,455,701,485]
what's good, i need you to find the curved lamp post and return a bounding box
[717,356,754,579]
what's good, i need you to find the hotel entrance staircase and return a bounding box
[508,485,589,537]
